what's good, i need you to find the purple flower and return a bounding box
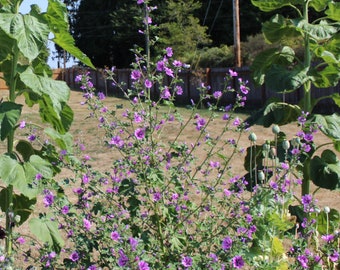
[19,121,26,129]
[28,134,36,142]
[301,194,313,206]
[134,128,145,140]
[75,74,82,83]
[156,60,165,71]
[181,256,193,268]
[304,133,313,142]
[109,135,124,148]
[144,79,153,89]
[134,112,143,123]
[97,92,106,100]
[291,148,300,155]
[61,205,69,215]
[43,189,55,207]
[161,87,171,99]
[229,69,238,77]
[83,218,91,231]
[173,60,182,67]
[213,91,222,99]
[118,250,128,267]
[222,236,233,250]
[330,251,339,262]
[240,85,248,95]
[16,236,25,244]
[137,0,144,4]
[165,67,174,77]
[233,117,241,127]
[176,85,183,95]
[166,47,173,57]
[153,192,162,202]
[321,234,334,243]
[131,70,141,80]
[110,231,120,241]
[231,255,244,269]
[69,251,79,262]
[196,117,206,131]
[129,237,138,251]
[138,261,150,270]
[297,254,309,268]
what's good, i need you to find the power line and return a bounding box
[209,0,224,35]
[203,0,212,26]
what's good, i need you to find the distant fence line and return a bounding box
[1,67,338,113]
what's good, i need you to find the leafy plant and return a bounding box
[248,0,340,195]
[0,0,93,263]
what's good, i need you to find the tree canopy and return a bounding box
[63,0,270,68]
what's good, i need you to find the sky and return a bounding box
[19,0,76,68]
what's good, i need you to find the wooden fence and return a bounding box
[1,67,339,113]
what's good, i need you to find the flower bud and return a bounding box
[282,139,290,150]
[262,141,270,152]
[258,170,265,181]
[248,132,257,142]
[324,206,330,214]
[291,137,301,147]
[269,147,277,159]
[14,215,21,224]
[272,124,280,135]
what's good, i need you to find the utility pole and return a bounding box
[233,0,241,67]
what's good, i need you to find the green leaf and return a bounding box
[0,188,36,225]
[29,214,64,252]
[271,236,285,257]
[0,154,53,198]
[325,2,340,21]
[310,149,340,190]
[16,140,35,162]
[297,19,339,42]
[265,65,309,93]
[44,128,74,152]
[312,208,340,235]
[263,15,301,43]
[251,47,295,85]
[0,101,22,140]
[245,102,302,127]
[19,68,73,133]
[250,0,303,12]
[0,13,49,62]
[312,114,340,141]
[310,0,331,12]
[45,0,95,68]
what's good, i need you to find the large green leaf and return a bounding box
[45,0,94,68]
[251,47,295,85]
[0,188,36,226]
[310,149,340,190]
[44,127,74,153]
[19,68,73,133]
[263,15,301,43]
[312,64,340,88]
[0,154,53,198]
[245,102,302,127]
[312,114,340,141]
[0,101,22,140]
[250,0,303,12]
[0,13,49,62]
[265,65,309,93]
[29,214,64,252]
[310,0,332,12]
[296,19,339,42]
[325,2,340,21]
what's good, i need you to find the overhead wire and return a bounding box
[209,0,224,35]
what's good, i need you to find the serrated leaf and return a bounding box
[325,2,340,21]
[263,15,301,43]
[45,0,94,68]
[29,214,64,252]
[265,65,309,93]
[44,127,74,152]
[0,101,22,140]
[250,0,303,12]
[271,236,285,257]
[0,13,49,61]
[0,154,25,187]
[312,114,340,141]
[297,19,339,41]
[15,140,35,162]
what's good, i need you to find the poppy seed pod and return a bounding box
[248,132,257,142]
[282,139,290,150]
[272,124,280,135]
[258,170,265,181]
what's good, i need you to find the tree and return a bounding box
[156,0,211,64]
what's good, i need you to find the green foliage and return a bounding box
[0,0,93,260]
